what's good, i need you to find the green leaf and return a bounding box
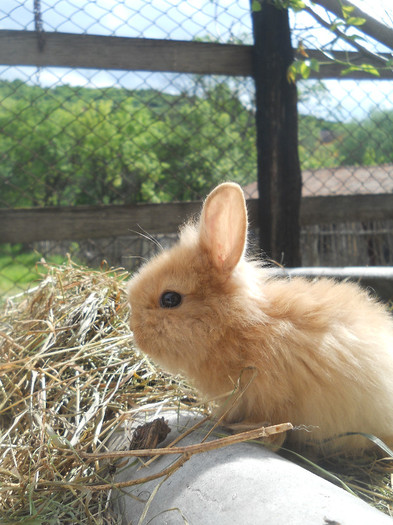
[287,64,296,83]
[300,61,311,79]
[251,0,262,12]
[289,0,305,11]
[341,5,355,18]
[341,63,380,77]
[360,63,380,76]
[330,20,345,31]
[287,59,316,81]
[345,34,366,42]
[340,65,360,76]
[309,58,320,72]
[270,0,305,10]
[346,16,366,26]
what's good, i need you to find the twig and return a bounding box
[303,5,388,66]
[65,422,293,461]
[12,422,292,492]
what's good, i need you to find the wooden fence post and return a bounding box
[250,2,302,266]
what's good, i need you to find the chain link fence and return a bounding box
[1,0,393,299]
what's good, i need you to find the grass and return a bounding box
[0,251,41,294]
[0,245,66,299]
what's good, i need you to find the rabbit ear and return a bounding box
[199,182,247,273]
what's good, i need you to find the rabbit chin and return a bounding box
[130,327,187,374]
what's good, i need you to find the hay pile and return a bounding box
[0,260,201,523]
[1,260,392,523]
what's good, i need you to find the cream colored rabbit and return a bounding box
[128,182,393,453]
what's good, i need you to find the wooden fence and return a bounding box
[0,29,393,264]
[1,194,393,245]
[2,30,393,79]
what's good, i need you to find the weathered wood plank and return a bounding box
[0,202,202,243]
[0,30,253,77]
[0,30,392,79]
[1,194,392,244]
[300,194,393,225]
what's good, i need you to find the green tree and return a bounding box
[337,109,393,166]
[0,79,257,206]
[157,82,257,200]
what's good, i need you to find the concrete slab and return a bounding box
[111,412,392,525]
[270,266,393,302]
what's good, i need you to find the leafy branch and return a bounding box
[251,0,393,81]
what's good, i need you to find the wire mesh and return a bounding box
[1,0,393,300]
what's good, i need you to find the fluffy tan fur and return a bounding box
[128,182,393,453]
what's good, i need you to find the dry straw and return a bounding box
[0,259,392,523]
[0,259,200,523]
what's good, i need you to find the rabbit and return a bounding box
[127,182,393,454]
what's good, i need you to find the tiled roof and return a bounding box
[243,164,393,198]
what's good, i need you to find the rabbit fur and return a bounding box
[128,182,393,453]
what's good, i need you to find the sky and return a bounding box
[353,0,392,28]
[0,0,392,121]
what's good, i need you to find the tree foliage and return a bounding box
[337,108,393,166]
[1,79,392,209]
[0,79,256,207]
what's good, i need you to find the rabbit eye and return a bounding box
[160,291,182,309]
